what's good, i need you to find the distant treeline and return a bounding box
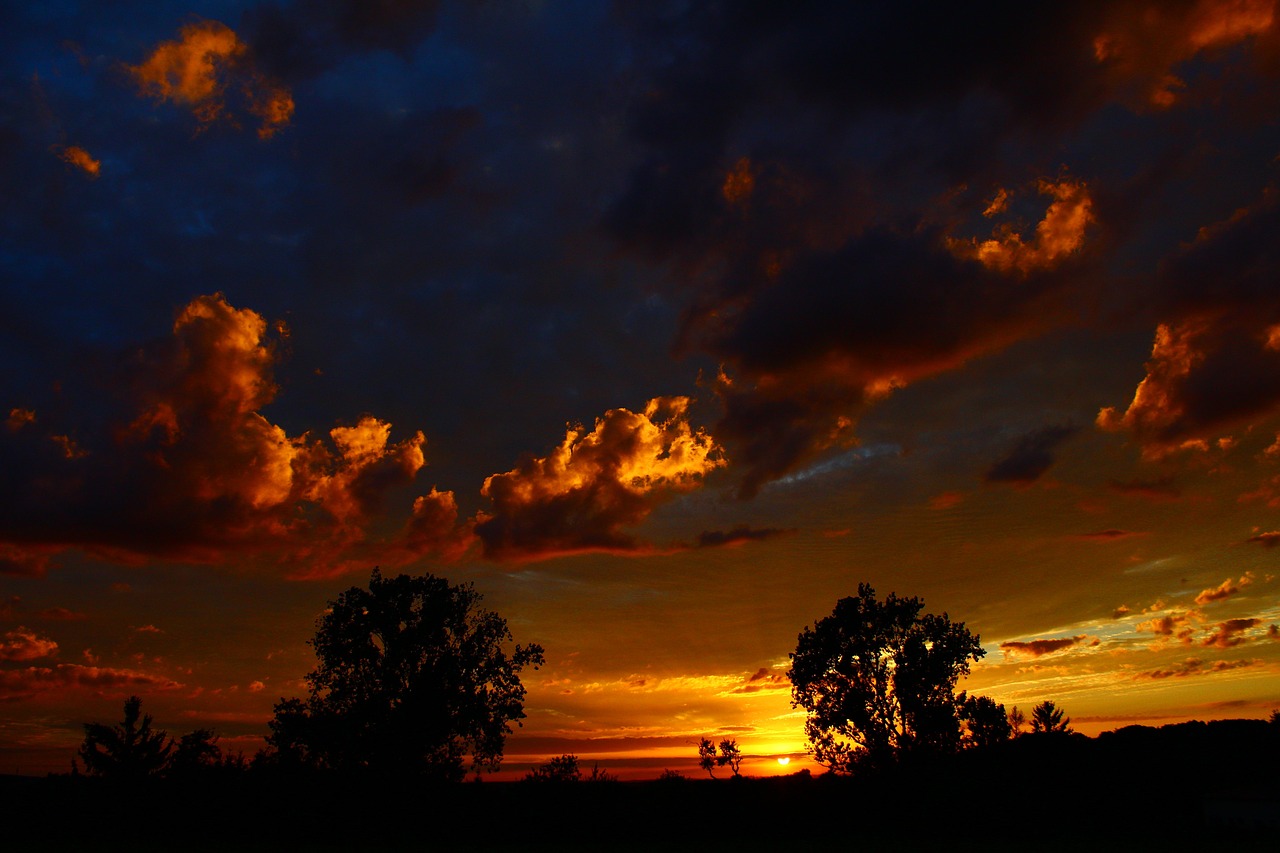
[5,718,1277,851]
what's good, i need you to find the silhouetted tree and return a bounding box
[697,737,718,778]
[585,761,619,783]
[1007,705,1026,737]
[959,694,1012,748]
[1030,700,1072,734]
[788,583,984,772]
[167,728,222,776]
[717,738,743,777]
[267,569,544,780]
[524,754,580,783]
[78,696,173,779]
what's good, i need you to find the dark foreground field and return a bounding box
[5,721,1277,851]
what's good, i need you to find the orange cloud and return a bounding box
[1203,617,1261,647]
[722,157,756,208]
[0,544,59,578]
[0,664,181,702]
[1137,610,1199,644]
[1137,657,1259,679]
[1097,320,1210,456]
[7,409,35,431]
[954,179,1094,274]
[128,19,293,138]
[1195,574,1253,605]
[0,628,58,662]
[474,397,723,561]
[0,294,457,576]
[52,145,101,178]
[999,636,1090,658]
[1093,0,1277,107]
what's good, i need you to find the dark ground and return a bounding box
[5,720,1276,851]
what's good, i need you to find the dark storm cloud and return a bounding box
[242,0,442,82]
[605,3,1127,494]
[984,425,1080,485]
[999,636,1090,659]
[1100,190,1280,454]
[693,526,791,549]
[605,1,1280,494]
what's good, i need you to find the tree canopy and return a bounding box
[78,695,173,779]
[1031,700,1072,734]
[788,583,986,771]
[267,569,544,780]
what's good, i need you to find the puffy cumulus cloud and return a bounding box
[951,180,1095,275]
[984,424,1080,485]
[1137,611,1199,644]
[473,397,723,561]
[1203,617,1261,647]
[1195,573,1254,605]
[1137,657,1259,679]
[1092,0,1277,108]
[128,19,293,139]
[1101,191,1280,454]
[0,294,458,576]
[1246,530,1280,547]
[0,628,58,662]
[52,145,100,178]
[999,636,1093,658]
[0,664,181,702]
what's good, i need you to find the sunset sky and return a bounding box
[3,1,1280,779]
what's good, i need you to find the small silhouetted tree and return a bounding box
[585,762,618,783]
[788,583,984,772]
[267,569,544,780]
[959,694,1012,748]
[717,738,743,777]
[168,728,222,776]
[78,696,173,779]
[524,754,580,783]
[1008,705,1026,738]
[697,737,718,778]
[1030,700,1072,734]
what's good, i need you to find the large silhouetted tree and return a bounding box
[78,695,173,779]
[788,583,984,772]
[267,569,544,780]
[959,693,1013,748]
